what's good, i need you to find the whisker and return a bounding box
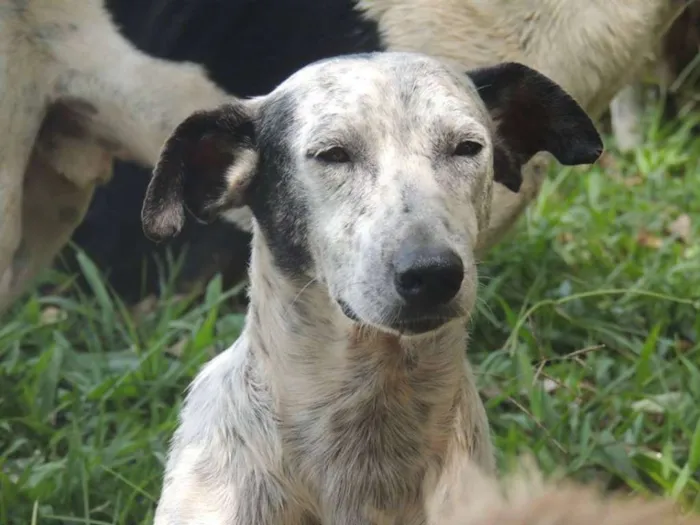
[291,277,318,307]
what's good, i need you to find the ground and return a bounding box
[1,104,699,524]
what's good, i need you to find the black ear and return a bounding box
[466,62,603,193]
[141,103,257,243]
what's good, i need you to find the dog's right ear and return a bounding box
[141,103,257,243]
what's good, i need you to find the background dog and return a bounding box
[0,0,247,313]
[48,0,676,304]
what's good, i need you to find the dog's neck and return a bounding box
[243,232,469,414]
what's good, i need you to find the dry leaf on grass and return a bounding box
[665,213,692,244]
[541,378,559,393]
[166,337,189,358]
[129,294,158,319]
[596,151,618,172]
[40,306,67,325]
[631,392,689,415]
[623,175,644,187]
[636,229,663,249]
[480,386,502,400]
[165,338,218,359]
[675,339,694,352]
[557,232,574,244]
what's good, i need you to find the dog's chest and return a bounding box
[284,345,461,522]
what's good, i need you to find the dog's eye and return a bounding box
[453,141,483,157]
[316,146,351,163]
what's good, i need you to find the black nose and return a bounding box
[393,243,464,307]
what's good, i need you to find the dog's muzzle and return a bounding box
[337,236,466,336]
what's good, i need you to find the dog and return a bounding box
[0,0,253,313]
[140,51,603,524]
[426,458,700,525]
[42,0,674,305]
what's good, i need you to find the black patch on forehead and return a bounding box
[246,93,312,278]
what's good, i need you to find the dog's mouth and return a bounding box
[336,299,459,336]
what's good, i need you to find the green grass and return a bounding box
[2,107,700,524]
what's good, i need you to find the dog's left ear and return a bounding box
[466,62,603,193]
[141,102,258,243]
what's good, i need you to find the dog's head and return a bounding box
[142,52,602,336]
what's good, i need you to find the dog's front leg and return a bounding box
[0,130,109,314]
[0,19,49,288]
[155,441,314,525]
[610,83,646,153]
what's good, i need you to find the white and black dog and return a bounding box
[140,51,602,524]
[60,0,673,304]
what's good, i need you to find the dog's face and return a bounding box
[142,52,602,336]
